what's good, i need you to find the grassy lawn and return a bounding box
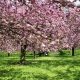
[0,50,80,80]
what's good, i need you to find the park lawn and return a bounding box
[0,50,80,80]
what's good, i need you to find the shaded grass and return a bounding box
[0,49,80,80]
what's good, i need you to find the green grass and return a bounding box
[0,49,80,80]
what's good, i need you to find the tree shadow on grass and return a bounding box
[0,68,22,80]
[0,68,51,80]
[6,58,80,67]
[54,66,80,80]
[2,58,80,80]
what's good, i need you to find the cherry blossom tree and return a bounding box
[0,0,80,63]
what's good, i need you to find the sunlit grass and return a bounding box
[0,49,80,80]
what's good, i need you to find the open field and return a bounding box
[0,50,80,80]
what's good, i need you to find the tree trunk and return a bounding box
[72,47,74,56]
[8,53,10,57]
[39,51,42,57]
[20,44,26,64]
[33,51,36,59]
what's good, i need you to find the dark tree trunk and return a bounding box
[39,51,42,57]
[72,47,74,56]
[8,53,10,57]
[20,44,27,64]
[33,51,36,59]
[39,53,42,56]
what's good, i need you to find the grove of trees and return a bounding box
[0,0,80,63]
